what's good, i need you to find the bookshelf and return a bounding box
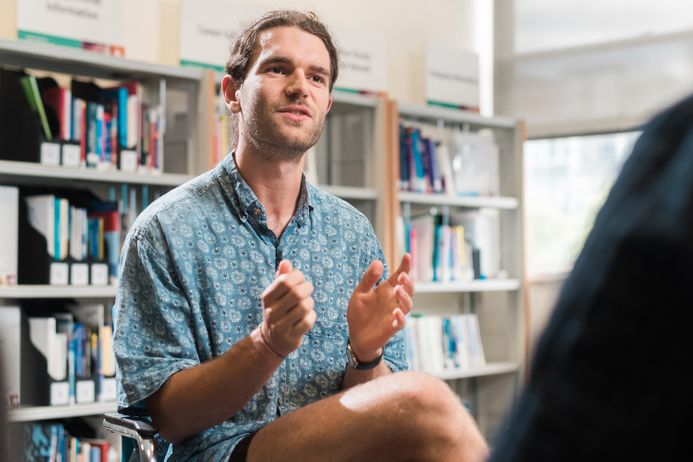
[0,159,193,187]
[0,37,212,457]
[398,191,518,210]
[8,402,118,423]
[392,100,525,440]
[0,285,117,299]
[414,279,521,294]
[313,90,392,257]
[429,361,519,381]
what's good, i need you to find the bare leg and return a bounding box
[247,371,488,462]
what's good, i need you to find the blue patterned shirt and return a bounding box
[113,154,408,461]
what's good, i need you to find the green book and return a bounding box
[19,75,53,141]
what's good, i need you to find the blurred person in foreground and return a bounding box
[489,93,693,461]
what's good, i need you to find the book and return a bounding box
[0,186,19,285]
[19,74,53,141]
[0,305,21,408]
[22,422,64,462]
[409,214,435,282]
[25,194,56,259]
[43,85,72,141]
[28,317,68,382]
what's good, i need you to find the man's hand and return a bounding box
[346,254,414,362]
[259,260,316,357]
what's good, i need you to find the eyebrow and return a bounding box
[258,55,331,79]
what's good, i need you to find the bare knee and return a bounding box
[389,372,489,462]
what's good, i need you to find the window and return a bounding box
[524,131,640,276]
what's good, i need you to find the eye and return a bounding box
[310,75,326,84]
[269,66,286,74]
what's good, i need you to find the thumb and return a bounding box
[354,260,383,294]
[276,259,293,277]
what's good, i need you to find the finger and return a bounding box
[395,285,413,315]
[387,253,411,286]
[391,308,406,330]
[273,297,314,333]
[397,271,414,297]
[381,307,405,337]
[292,305,317,335]
[276,259,293,277]
[269,281,314,321]
[354,260,383,294]
[262,269,306,307]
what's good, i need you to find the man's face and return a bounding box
[235,26,333,161]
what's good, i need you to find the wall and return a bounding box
[495,0,693,137]
[0,0,481,105]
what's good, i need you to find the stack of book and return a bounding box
[404,313,486,373]
[0,67,164,173]
[400,209,501,282]
[398,123,499,197]
[20,191,119,286]
[0,303,116,408]
[19,421,116,462]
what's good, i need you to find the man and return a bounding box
[488,94,693,460]
[114,10,487,462]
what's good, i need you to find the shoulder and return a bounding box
[128,169,220,245]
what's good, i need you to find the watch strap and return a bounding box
[347,340,383,370]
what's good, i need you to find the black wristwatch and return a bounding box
[346,340,383,370]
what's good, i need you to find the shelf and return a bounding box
[319,184,379,200]
[399,192,518,210]
[0,160,193,186]
[0,285,117,299]
[414,279,520,293]
[427,362,519,381]
[0,37,203,82]
[332,90,380,108]
[398,103,516,129]
[8,401,117,422]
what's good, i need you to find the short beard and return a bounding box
[236,104,325,164]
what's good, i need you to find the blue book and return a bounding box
[409,129,426,193]
[53,196,60,260]
[90,445,101,462]
[399,125,410,190]
[100,85,128,148]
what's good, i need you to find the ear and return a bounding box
[221,74,242,114]
[325,94,333,115]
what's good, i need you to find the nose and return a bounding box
[285,69,310,99]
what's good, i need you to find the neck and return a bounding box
[234,143,306,237]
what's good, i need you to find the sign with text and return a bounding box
[17,0,125,55]
[426,44,479,111]
[332,27,387,95]
[179,0,263,71]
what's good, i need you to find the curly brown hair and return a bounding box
[225,10,339,91]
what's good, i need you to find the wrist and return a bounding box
[252,325,286,360]
[347,339,382,363]
[346,339,383,370]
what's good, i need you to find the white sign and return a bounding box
[426,44,479,110]
[179,0,263,70]
[17,0,125,53]
[332,27,387,94]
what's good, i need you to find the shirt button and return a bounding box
[254,208,261,216]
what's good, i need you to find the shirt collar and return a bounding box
[220,152,314,224]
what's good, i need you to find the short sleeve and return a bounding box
[113,230,199,408]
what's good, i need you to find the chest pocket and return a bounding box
[306,317,347,339]
[280,318,347,412]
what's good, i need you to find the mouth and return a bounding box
[278,105,312,119]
